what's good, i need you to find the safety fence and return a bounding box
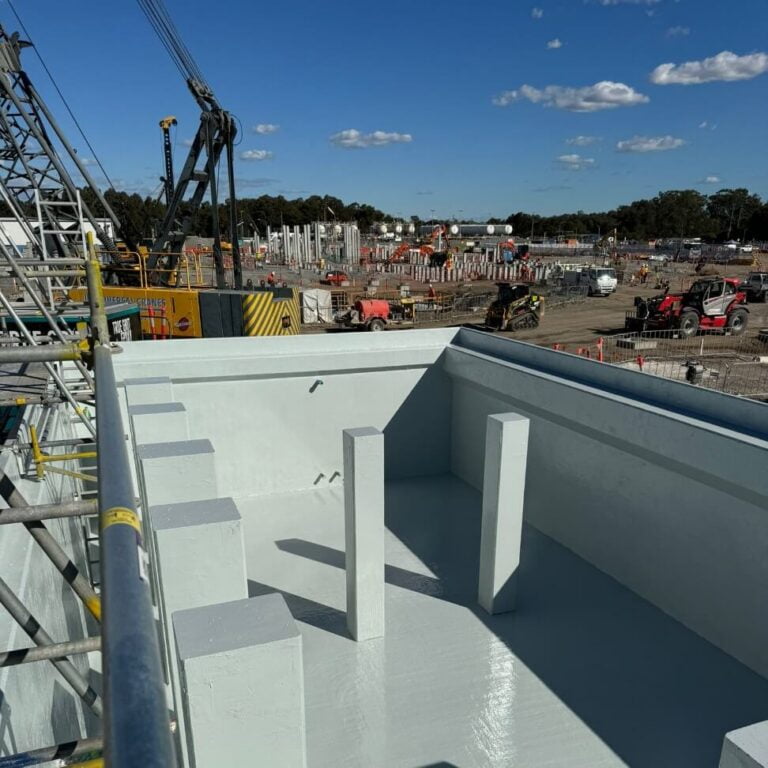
[552,329,768,401]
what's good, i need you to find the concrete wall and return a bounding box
[446,331,768,679]
[113,329,768,680]
[0,405,97,756]
[114,333,455,498]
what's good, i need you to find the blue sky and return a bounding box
[10,0,768,218]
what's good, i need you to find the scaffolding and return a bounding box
[0,233,175,766]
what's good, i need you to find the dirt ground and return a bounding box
[512,286,767,348]
[251,257,768,349]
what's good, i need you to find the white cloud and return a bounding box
[80,157,96,166]
[616,135,686,152]
[557,153,596,170]
[701,175,721,184]
[182,138,194,147]
[547,38,563,49]
[666,26,690,37]
[698,121,708,128]
[531,7,544,19]
[240,149,274,161]
[566,135,600,146]
[493,81,649,111]
[254,123,280,134]
[329,129,412,149]
[651,51,768,85]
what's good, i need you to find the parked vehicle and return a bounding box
[626,277,749,336]
[324,270,350,286]
[742,272,768,302]
[561,267,617,296]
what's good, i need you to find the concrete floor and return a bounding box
[238,475,768,768]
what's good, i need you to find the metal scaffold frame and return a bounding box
[0,220,176,766]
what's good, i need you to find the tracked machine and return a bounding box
[484,282,542,332]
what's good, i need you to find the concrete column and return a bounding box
[343,427,385,641]
[478,413,530,615]
[173,594,307,768]
[129,402,189,445]
[124,376,173,406]
[126,402,189,502]
[150,498,248,767]
[138,439,217,508]
[720,720,768,768]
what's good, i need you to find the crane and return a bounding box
[158,115,177,206]
[137,0,242,290]
[0,26,130,266]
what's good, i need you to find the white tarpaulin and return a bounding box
[301,289,333,323]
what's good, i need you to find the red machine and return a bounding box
[626,277,749,336]
[334,299,391,331]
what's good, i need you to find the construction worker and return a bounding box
[267,271,276,287]
[427,281,436,300]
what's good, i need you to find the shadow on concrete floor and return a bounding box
[248,579,349,640]
[273,474,768,768]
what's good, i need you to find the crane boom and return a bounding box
[0,27,127,262]
[159,115,176,206]
[137,0,242,290]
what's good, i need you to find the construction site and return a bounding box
[0,1,766,768]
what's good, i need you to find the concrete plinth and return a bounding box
[720,721,768,768]
[124,376,174,406]
[137,439,217,507]
[129,402,189,445]
[478,413,529,615]
[343,427,385,641]
[173,594,307,768]
[150,498,248,767]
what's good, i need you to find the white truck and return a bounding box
[562,266,618,296]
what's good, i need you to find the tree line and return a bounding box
[496,189,768,243]
[27,186,768,245]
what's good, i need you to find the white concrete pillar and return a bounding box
[126,402,190,503]
[129,402,189,445]
[343,427,385,641]
[720,720,768,768]
[173,594,307,768]
[124,376,173,406]
[138,439,217,508]
[150,498,248,767]
[478,413,530,615]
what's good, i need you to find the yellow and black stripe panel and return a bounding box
[242,289,300,336]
